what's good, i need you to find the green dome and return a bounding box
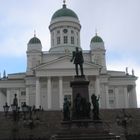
[51,4,78,20]
[28,36,41,44]
[91,35,103,43]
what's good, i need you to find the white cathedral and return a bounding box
[0,2,138,111]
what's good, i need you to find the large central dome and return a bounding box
[49,3,81,53]
[51,4,78,20]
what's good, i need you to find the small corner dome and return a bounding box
[91,34,103,43]
[51,4,78,20]
[27,35,42,51]
[28,36,41,44]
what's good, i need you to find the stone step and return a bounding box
[53,131,118,140]
[55,134,116,138]
[54,135,117,140]
[55,138,116,140]
[57,131,109,135]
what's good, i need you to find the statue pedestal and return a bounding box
[70,76,90,120]
[58,76,119,140]
[70,76,89,102]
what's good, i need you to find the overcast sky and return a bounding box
[0,0,140,107]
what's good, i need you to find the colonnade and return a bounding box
[33,76,102,109]
[5,77,138,110]
[33,77,64,109]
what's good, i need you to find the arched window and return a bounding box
[57,36,60,44]
[71,36,74,44]
[64,36,68,44]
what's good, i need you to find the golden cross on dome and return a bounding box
[63,0,66,5]
[34,30,36,37]
[95,28,98,36]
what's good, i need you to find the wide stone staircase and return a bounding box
[0,109,140,139]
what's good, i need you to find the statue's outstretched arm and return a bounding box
[70,52,75,62]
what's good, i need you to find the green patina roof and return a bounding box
[91,35,103,43]
[28,36,41,44]
[51,4,78,20]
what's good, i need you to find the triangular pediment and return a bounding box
[34,55,101,71]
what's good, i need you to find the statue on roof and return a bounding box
[132,69,134,76]
[63,0,66,4]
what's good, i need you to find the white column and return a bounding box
[115,87,119,108]
[124,86,128,108]
[7,89,11,106]
[128,90,133,108]
[105,85,109,108]
[59,77,63,109]
[36,78,40,109]
[95,76,100,96]
[47,77,52,109]
[26,87,29,106]
[95,76,101,106]
[132,85,137,108]
[16,89,20,106]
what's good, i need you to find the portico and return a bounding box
[33,57,101,109]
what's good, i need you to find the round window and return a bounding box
[63,29,68,33]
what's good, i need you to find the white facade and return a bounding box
[0,3,137,111]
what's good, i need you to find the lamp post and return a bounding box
[3,102,9,117]
[22,102,28,120]
[3,94,43,139]
[28,106,34,129]
[22,105,35,129]
[116,109,132,139]
[11,94,19,121]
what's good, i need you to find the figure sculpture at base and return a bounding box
[71,47,84,76]
[91,94,100,120]
[74,93,82,119]
[74,93,91,119]
[63,97,71,121]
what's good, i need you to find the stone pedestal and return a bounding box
[70,76,90,120]
[70,76,89,103]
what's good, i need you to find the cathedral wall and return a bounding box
[108,86,116,108]
[28,86,35,106]
[63,77,72,103]
[88,76,96,104]
[0,91,6,111]
[0,75,136,111]
[42,53,63,63]
[42,51,92,68]
[100,84,107,108]
[117,86,125,108]
[107,85,129,109]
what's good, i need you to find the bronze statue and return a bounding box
[63,97,71,121]
[74,93,82,119]
[13,94,18,106]
[91,94,100,120]
[71,47,84,76]
[74,93,91,119]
